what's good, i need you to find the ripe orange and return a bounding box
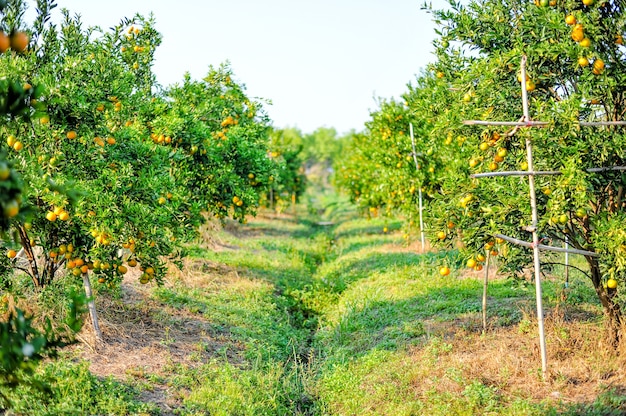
[607,278,618,289]
[58,211,70,221]
[467,258,477,268]
[66,130,77,139]
[578,56,589,67]
[6,135,16,147]
[439,266,451,276]
[0,31,9,53]
[476,253,486,262]
[45,211,57,222]
[106,137,116,145]
[479,142,489,151]
[12,141,23,151]
[118,265,128,274]
[6,249,17,259]
[582,0,594,5]
[474,264,484,271]
[437,231,446,240]
[9,31,28,52]
[592,58,605,74]
[571,24,584,42]
[579,38,591,48]
[565,14,576,25]
[617,34,624,45]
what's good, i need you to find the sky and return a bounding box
[43,1,444,135]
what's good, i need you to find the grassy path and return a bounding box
[5,208,626,415]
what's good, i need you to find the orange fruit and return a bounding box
[6,135,16,147]
[0,31,9,53]
[45,211,57,222]
[66,130,77,139]
[12,141,23,151]
[571,24,584,42]
[578,56,589,67]
[565,14,576,25]
[9,31,28,52]
[579,38,591,48]
[106,137,116,145]
[439,266,451,276]
[607,278,618,289]
[467,258,477,268]
[6,249,17,259]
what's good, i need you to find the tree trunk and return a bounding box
[587,256,622,347]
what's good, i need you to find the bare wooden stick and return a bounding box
[482,251,490,335]
[82,272,103,344]
[472,166,626,178]
[463,120,549,127]
[587,166,626,173]
[471,170,561,178]
[493,233,599,257]
[580,121,626,126]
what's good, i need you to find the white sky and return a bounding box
[43,1,443,135]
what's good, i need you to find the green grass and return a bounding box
[1,360,159,415]
[4,206,626,415]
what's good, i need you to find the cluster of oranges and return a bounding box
[0,31,28,53]
[565,12,606,75]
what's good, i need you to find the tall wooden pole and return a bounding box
[409,123,426,250]
[521,56,548,377]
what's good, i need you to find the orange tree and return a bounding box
[334,87,447,225]
[1,9,187,287]
[337,0,626,342]
[1,2,278,290]
[420,0,626,342]
[265,128,307,210]
[156,64,276,222]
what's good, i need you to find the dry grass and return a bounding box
[69,258,251,414]
[405,304,626,409]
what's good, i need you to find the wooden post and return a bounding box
[82,272,103,344]
[520,55,548,377]
[409,123,426,251]
[565,236,570,288]
[482,251,491,335]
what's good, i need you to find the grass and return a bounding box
[3,203,626,415]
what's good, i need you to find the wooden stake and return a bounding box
[521,55,548,378]
[482,251,491,335]
[409,123,426,250]
[82,272,103,344]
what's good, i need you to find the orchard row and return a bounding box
[335,0,626,335]
[0,2,305,289]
